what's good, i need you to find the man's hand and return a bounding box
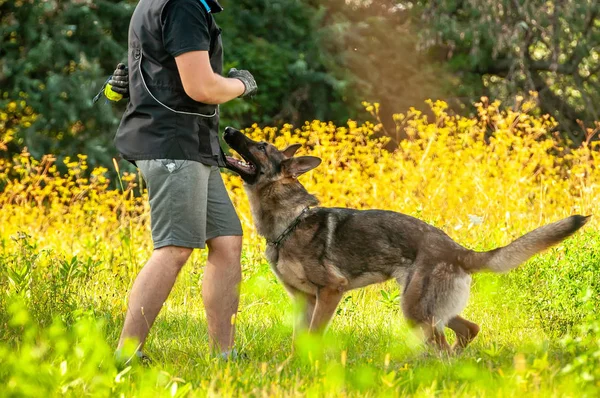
[92,63,130,104]
[108,63,129,98]
[227,68,258,97]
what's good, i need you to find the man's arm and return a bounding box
[175,51,245,104]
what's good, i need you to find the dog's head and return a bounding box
[223,126,321,185]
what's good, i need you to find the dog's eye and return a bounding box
[258,144,267,153]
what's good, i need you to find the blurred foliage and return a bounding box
[0,297,193,396]
[218,0,353,127]
[0,0,135,165]
[1,0,599,169]
[314,0,452,141]
[416,0,600,145]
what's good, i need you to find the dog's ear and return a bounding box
[281,143,302,158]
[281,156,322,178]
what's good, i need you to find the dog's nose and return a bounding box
[224,126,236,137]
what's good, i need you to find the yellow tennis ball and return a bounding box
[104,84,123,101]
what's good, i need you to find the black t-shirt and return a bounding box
[162,0,212,57]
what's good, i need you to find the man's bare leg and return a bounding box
[117,245,192,350]
[202,235,243,355]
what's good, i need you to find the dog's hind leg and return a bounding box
[401,281,450,352]
[309,287,344,333]
[401,263,468,354]
[447,315,480,352]
[421,321,451,353]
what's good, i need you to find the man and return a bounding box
[109,0,257,362]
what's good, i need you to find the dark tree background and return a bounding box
[417,0,600,144]
[1,0,598,169]
[0,0,134,165]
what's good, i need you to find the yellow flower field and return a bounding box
[1,98,598,258]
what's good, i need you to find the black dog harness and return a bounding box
[267,207,311,248]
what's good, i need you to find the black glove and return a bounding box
[108,63,129,97]
[92,63,129,104]
[227,68,258,97]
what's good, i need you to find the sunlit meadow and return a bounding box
[1,98,599,396]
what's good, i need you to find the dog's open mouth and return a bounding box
[225,154,256,175]
[223,126,259,181]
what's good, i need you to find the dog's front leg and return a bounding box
[309,287,344,333]
[282,282,316,333]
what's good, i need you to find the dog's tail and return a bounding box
[460,215,590,273]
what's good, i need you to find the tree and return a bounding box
[218,0,353,127]
[416,0,600,144]
[0,0,133,165]
[313,0,450,141]
[1,0,356,166]
[4,0,595,167]
[220,0,449,137]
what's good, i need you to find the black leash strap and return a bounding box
[267,207,310,248]
[92,76,111,104]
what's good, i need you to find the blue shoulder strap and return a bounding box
[198,0,211,13]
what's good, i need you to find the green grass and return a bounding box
[1,232,599,397]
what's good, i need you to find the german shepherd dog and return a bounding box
[223,126,589,353]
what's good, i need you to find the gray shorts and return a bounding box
[137,159,243,249]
